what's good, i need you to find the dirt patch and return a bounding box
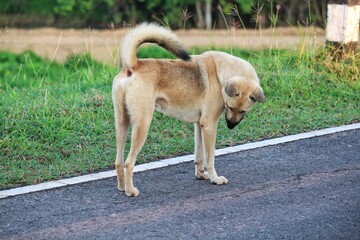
[0,27,325,66]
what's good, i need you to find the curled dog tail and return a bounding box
[120,23,191,69]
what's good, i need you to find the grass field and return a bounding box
[1,47,359,189]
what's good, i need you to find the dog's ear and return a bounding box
[251,87,266,102]
[224,82,239,97]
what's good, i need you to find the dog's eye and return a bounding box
[235,93,240,97]
[249,96,256,101]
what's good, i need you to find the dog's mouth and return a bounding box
[225,116,244,129]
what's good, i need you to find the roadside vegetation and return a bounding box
[0,0,326,29]
[0,46,359,189]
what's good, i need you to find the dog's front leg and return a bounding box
[194,123,208,180]
[200,119,228,185]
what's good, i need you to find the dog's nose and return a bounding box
[226,119,241,129]
[227,121,237,129]
[226,116,244,129]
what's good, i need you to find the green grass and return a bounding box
[0,47,359,189]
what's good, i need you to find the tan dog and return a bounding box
[112,23,265,197]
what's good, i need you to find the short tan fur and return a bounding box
[112,23,265,197]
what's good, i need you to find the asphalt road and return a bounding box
[1,129,360,240]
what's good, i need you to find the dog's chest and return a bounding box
[155,97,201,123]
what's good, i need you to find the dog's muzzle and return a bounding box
[226,119,241,129]
[226,115,244,129]
[225,109,246,129]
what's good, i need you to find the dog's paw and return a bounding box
[196,171,209,180]
[196,175,208,180]
[210,176,229,185]
[118,184,125,192]
[125,187,140,197]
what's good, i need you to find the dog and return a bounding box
[112,23,265,197]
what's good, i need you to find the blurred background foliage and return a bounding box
[0,0,327,29]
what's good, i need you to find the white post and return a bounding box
[205,0,212,30]
[326,0,360,57]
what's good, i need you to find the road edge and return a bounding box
[1,123,359,199]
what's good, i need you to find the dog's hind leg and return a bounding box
[112,78,129,192]
[124,87,155,197]
[194,123,208,180]
[124,115,153,197]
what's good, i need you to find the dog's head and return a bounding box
[221,76,265,129]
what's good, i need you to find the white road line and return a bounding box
[1,123,359,199]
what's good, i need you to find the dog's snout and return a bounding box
[226,121,238,129]
[225,113,245,129]
[226,118,243,129]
